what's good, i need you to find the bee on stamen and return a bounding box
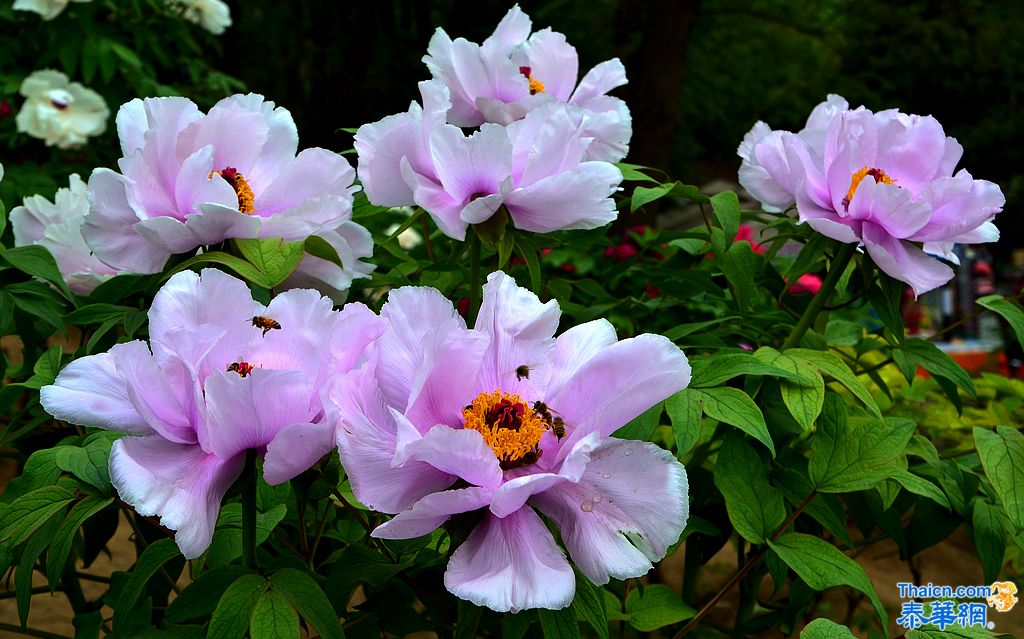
[250,316,281,337]
[515,364,531,381]
[227,361,254,377]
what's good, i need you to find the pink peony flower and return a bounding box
[40,269,383,558]
[738,94,848,212]
[83,94,359,273]
[355,83,622,240]
[790,107,1004,296]
[333,271,690,612]
[10,174,122,294]
[423,5,631,162]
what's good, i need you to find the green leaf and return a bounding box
[0,485,75,546]
[718,240,758,311]
[710,190,740,241]
[64,303,135,325]
[165,566,252,624]
[625,584,696,632]
[164,250,276,288]
[896,339,976,397]
[809,396,914,492]
[666,389,702,457]
[887,469,951,510]
[978,295,1024,347]
[800,618,858,638]
[867,274,905,341]
[694,387,774,456]
[17,512,61,625]
[250,590,300,639]
[205,503,287,568]
[234,238,306,287]
[46,496,113,589]
[907,626,1006,639]
[614,162,659,183]
[209,574,270,639]
[824,320,863,347]
[571,571,608,639]
[754,347,824,431]
[537,607,580,639]
[690,352,803,387]
[631,183,674,212]
[974,426,1024,533]
[304,235,345,269]
[768,533,887,629]
[971,500,1006,583]
[612,403,662,441]
[788,348,881,417]
[456,600,483,639]
[54,434,117,493]
[714,433,786,544]
[2,244,75,300]
[11,344,63,390]
[269,568,343,639]
[114,538,181,632]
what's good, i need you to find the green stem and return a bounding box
[468,232,482,323]
[781,243,856,350]
[242,448,258,571]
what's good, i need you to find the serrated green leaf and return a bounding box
[714,433,786,544]
[809,397,914,492]
[695,387,775,456]
[114,538,181,632]
[974,426,1024,534]
[209,574,270,639]
[788,348,881,416]
[666,389,702,457]
[769,533,887,629]
[625,583,695,632]
[800,618,858,638]
[233,238,305,287]
[269,568,343,639]
[250,590,300,639]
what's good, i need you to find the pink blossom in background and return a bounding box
[788,273,822,295]
[40,269,383,558]
[738,94,848,212]
[10,174,122,294]
[741,98,1004,296]
[83,94,361,274]
[355,84,622,240]
[423,4,631,162]
[333,271,690,612]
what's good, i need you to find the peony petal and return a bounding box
[83,169,170,273]
[546,320,618,396]
[262,420,335,485]
[115,340,198,444]
[473,271,559,396]
[531,438,688,584]
[570,58,628,105]
[489,431,599,518]
[372,486,493,539]
[517,28,579,102]
[203,368,317,460]
[40,341,150,435]
[110,435,244,559]
[333,367,455,513]
[546,334,689,463]
[175,101,269,178]
[848,179,931,239]
[254,148,356,215]
[862,222,953,297]
[393,424,503,489]
[503,161,621,233]
[444,508,574,612]
[430,123,512,204]
[211,94,299,189]
[482,5,532,55]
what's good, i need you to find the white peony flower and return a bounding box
[10,174,122,295]
[16,70,108,149]
[13,0,91,21]
[172,0,231,35]
[384,222,424,250]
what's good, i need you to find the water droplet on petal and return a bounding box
[602,473,611,479]
[623,447,633,456]
[592,494,602,503]
[580,500,594,512]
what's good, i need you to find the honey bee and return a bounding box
[515,365,530,381]
[551,417,566,439]
[520,449,542,465]
[532,400,552,424]
[227,361,254,377]
[250,316,281,337]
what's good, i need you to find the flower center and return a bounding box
[212,167,256,214]
[843,166,894,210]
[226,360,254,377]
[519,66,545,95]
[462,390,549,469]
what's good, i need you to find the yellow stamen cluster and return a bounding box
[210,169,256,214]
[527,75,546,95]
[845,166,894,206]
[462,390,548,465]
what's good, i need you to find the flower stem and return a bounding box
[780,243,856,350]
[242,448,258,571]
[468,232,482,323]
